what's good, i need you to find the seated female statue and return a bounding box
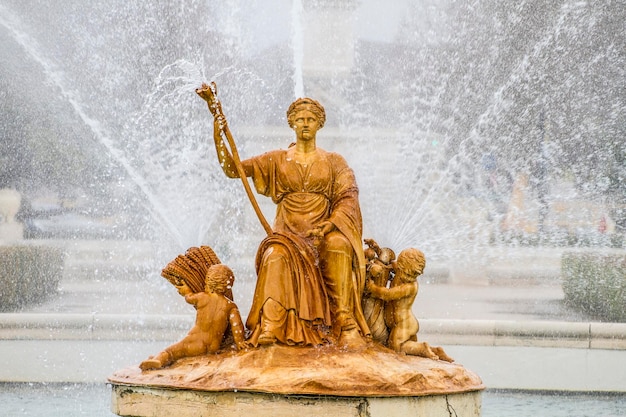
[197,86,370,347]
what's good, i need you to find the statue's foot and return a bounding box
[337,327,366,349]
[418,344,440,361]
[258,331,277,346]
[139,359,163,371]
[401,342,441,361]
[432,346,454,363]
[337,313,358,332]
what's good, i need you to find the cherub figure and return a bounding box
[365,247,454,362]
[140,263,246,370]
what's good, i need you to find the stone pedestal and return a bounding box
[109,344,483,416]
[111,385,482,417]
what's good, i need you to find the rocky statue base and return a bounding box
[109,344,484,416]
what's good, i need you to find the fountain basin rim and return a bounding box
[109,384,483,417]
[1,313,624,349]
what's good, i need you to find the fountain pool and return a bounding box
[2,383,626,417]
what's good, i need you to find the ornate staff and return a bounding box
[197,82,273,236]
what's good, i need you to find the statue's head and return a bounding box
[286,98,326,129]
[205,264,235,295]
[395,248,426,280]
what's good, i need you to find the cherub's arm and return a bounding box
[364,238,381,256]
[228,306,247,349]
[184,293,200,306]
[366,281,415,301]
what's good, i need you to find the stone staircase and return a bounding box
[27,239,159,282]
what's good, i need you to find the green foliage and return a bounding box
[562,251,626,322]
[0,245,65,311]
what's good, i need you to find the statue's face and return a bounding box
[292,109,320,142]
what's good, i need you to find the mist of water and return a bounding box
[291,0,304,99]
[0,0,623,268]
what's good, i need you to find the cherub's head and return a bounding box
[205,264,235,295]
[395,248,426,282]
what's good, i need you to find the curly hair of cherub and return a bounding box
[286,98,326,128]
[396,248,426,278]
[205,264,235,295]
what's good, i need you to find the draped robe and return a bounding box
[244,148,370,345]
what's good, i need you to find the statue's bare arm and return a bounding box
[366,281,415,302]
[228,307,248,349]
[196,83,252,179]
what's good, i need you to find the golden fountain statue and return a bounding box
[109,83,484,417]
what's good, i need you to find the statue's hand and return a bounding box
[236,340,251,350]
[364,238,379,251]
[306,222,334,248]
[196,82,223,117]
[320,221,335,235]
[306,221,335,239]
[369,263,383,278]
[195,83,215,103]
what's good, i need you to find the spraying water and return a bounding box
[291,0,305,99]
[1,0,622,265]
[389,1,582,251]
[0,4,187,248]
